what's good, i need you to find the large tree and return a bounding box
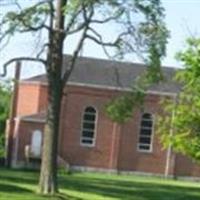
[0,0,168,195]
[158,38,200,163]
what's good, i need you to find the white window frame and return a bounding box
[137,113,154,153]
[80,106,98,147]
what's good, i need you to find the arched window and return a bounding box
[138,113,154,152]
[81,106,97,146]
[30,130,42,157]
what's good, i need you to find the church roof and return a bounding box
[20,112,46,123]
[23,56,180,95]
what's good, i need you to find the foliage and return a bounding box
[106,0,169,123]
[0,0,169,62]
[135,0,169,82]
[106,75,148,123]
[158,38,200,162]
[0,81,11,157]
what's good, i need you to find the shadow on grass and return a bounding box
[1,168,200,200]
[0,183,32,193]
[56,193,84,200]
[59,175,200,200]
[0,168,39,185]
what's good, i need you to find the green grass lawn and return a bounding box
[0,168,200,200]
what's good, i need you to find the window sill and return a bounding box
[80,143,95,148]
[137,149,153,154]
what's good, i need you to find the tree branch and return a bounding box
[64,2,95,37]
[0,57,46,77]
[86,34,117,47]
[20,20,50,32]
[0,34,12,52]
[90,9,124,24]
[64,9,82,37]
[62,6,94,87]
[67,22,86,35]
[36,43,49,59]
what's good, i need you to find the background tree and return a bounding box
[0,0,168,195]
[158,37,200,163]
[0,81,11,157]
[106,0,168,123]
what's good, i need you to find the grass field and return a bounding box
[0,168,200,200]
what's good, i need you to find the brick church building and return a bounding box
[6,56,200,178]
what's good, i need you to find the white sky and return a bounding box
[0,0,200,79]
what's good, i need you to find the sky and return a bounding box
[0,0,200,79]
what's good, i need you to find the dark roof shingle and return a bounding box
[23,56,180,94]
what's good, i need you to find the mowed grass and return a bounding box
[0,168,200,200]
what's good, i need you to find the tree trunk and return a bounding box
[38,0,66,194]
[38,76,62,194]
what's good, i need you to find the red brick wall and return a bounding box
[38,84,48,111]
[59,86,115,168]
[17,121,44,161]
[118,95,167,174]
[16,83,48,117]
[59,86,168,174]
[16,83,40,116]
[14,81,200,177]
[175,154,200,177]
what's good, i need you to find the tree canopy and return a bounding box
[158,38,200,162]
[1,0,168,71]
[105,0,169,123]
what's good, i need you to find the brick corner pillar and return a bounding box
[109,122,122,172]
[164,95,178,179]
[164,146,177,178]
[5,61,21,167]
